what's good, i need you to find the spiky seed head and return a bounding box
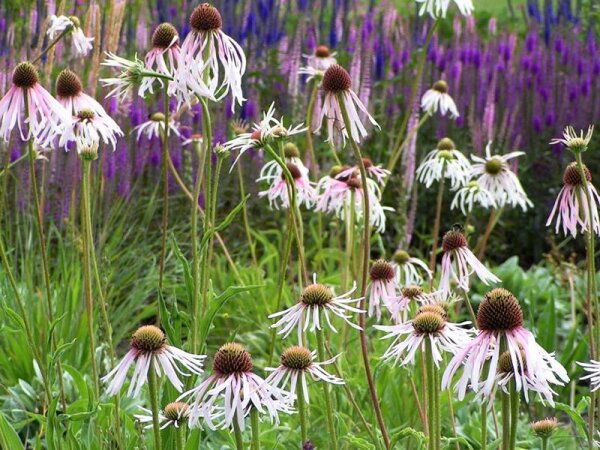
[190,3,222,31]
[370,259,395,281]
[346,176,362,189]
[402,285,423,299]
[150,112,166,122]
[437,137,455,151]
[281,346,312,370]
[413,311,445,334]
[77,109,95,121]
[131,325,166,352]
[477,288,523,331]
[563,162,591,186]
[12,62,38,88]
[485,157,503,175]
[284,143,300,159]
[315,45,331,58]
[56,69,83,97]
[417,304,448,320]
[213,343,253,375]
[442,230,467,252]
[432,80,448,94]
[498,350,527,374]
[163,402,189,422]
[152,23,178,48]
[322,64,351,93]
[392,250,410,264]
[531,417,558,438]
[301,284,333,306]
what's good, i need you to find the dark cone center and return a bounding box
[190,3,222,31]
[12,62,39,88]
[322,64,351,93]
[477,288,523,331]
[56,69,83,97]
[213,343,253,375]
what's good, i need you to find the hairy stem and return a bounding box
[147,356,162,450]
[250,407,261,450]
[316,325,338,450]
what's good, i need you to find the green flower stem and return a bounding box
[296,380,308,444]
[250,407,261,450]
[425,339,437,450]
[500,338,509,450]
[147,356,162,450]
[305,79,320,179]
[428,175,445,276]
[175,425,185,450]
[24,90,67,410]
[337,94,390,450]
[32,28,70,64]
[0,151,27,178]
[233,416,244,450]
[199,98,214,319]
[509,379,519,450]
[190,138,204,355]
[316,324,338,450]
[158,91,170,297]
[541,437,548,450]
[481,403,488,450]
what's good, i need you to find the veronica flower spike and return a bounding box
[47,15,93,57]
[317,64,379,144]
[0,62,71,147]
[101,325,205,397]
[421,81,460,118]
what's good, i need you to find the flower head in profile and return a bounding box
[135,402,190,429]
[439,228,499,294]
[367,259,399,321]
[141,23,181,96]
[101,52,148,101]
[451,180,497,215]
[101,325,205,397]
[531,418,559,440]
[299,45,338,81]
[132,112,181,142]
[316,64,379,144]
[258,162,317,210]
[546,162,600,237]
[269,274,364,342]
[0,62,71,147]
[385,285,424,323]
[172,3,246,108]
[47,15,93,57]
[391,249,433,286]
[375,304,473,367]
[470,141,532,211]
[60,108,123,150]
[442,289,569,400]
[335,157,390,186]
[259,143,309,181]
[265,346,343,403]
[181,343,294,430]
[421,81,460,118]
[416,0,474,18]
[416,138,471,190]
[550,125,593,154]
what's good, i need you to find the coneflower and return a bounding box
[336,157,390,185]
[141,23,181,96]
[258,162,317,210]
[531,417,559,450]
[451,180,497,215]
[416,138,471,191]
[299,44,338,80]
[367,259,399,321]
[46,15,93,57]
[135,401,190,429]
[60,108,123,150]
[132,112,180,142]
[421,81,460,118]
[391,249,432,286]
[416,0,474,18]
[259,142,309,180]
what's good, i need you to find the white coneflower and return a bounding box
[367,259,399,321]
[442,289,569,400]
[173,3,246,108]
[101,325,205,397]
[0,62,71,147]
[439,229,499,294]
[60,108,123,150]
[265,346,343,403]
[416,138,471,190]
[384,285,426,323]
[546,162,600,237]
[181,343,294,430]
[375,305,473,367]
[578,360,600,392]
[299,45,338,81]
[135,402,190,429]
[132,112,181,142]
[336,157,390,185]
[269,274,364,342]
[316,64,379,144]
[416,0,474,18]
[101,53,148,101]
[470,141,532,211]
[47,15,93,57]
[258,162,317,210]
[141,23,181,96]
[259,142,309,180]
[391,249,433,286]
[451,180,497,215]
[550,125,594,154]
[421,81,460,118]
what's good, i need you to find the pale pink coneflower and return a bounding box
[269,274,364,342]
[132,112,181,142]
[265,346,344,403]
[181,343,294,430]
[451,180,497,215]
[421,81,460,118]
[367,259,400,321]
[316,64,379,144]
[298,45,338,81]
[546,162,600,237]
[439,228,500,294]
[258,162,317,210]
[101,52,148,101]
[384,285,426,323]
[578,360,600,392]
[259,142,309,180]
[135,402,190,429]
[336,157,390,185]
[442,289,569,400]
[172,3,246,109]
[101,325,206,397]
[0,62,71,148]
[375,304,473,367]
[416,0,474,18]
[140,23,181,97]
[391,249,433,286]
[416,138,471,191]
[182,133,203,147]
[470,141,532,211]
[60,108,123,150]
[47,15,93,57]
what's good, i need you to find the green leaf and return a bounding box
[555,400,588,439]
[0,412,24,449]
